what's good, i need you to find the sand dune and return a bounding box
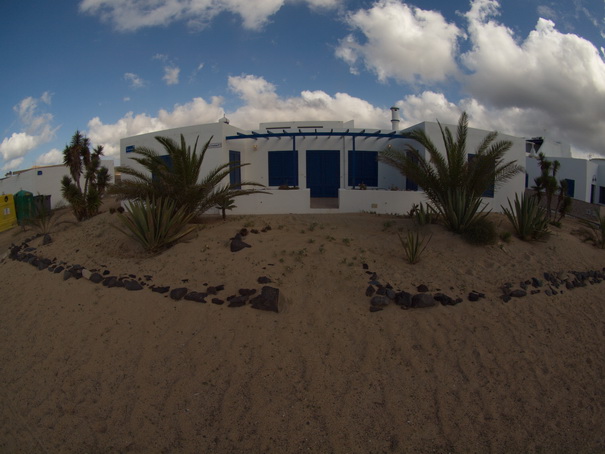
[1,205,604,453]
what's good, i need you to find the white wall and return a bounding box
[405,121,527,212]
[0,160,115,209]
[339,189,428,215]
[525,156,599,203]
[120,121,241,184]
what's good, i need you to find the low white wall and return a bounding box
[228,189,311,215]
[339,189,428,215]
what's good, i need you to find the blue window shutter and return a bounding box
[468,153,494,198]
[229,150,241,189]
[152,155,173,182]
[348,151,377,186]
[564,179,575,198]
[405,151,418,191]
[269,150,298,186]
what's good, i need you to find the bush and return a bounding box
[114,197,196,253]
[578,213,605,249]
[463,217,497,245]
[502,193,549,241]
[398,230,431,264]
[499,231,512,243]
[411,202,439,226]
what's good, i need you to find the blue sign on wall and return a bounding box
[126,145,135,153]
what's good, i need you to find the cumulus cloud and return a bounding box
[35,148,63,166]
[335,0,462,84]
[124,72,145,88]
[162,66,180,85]
[86,96,224,158]
[461,0,605,157]
[79,0,342,32]
[0,93,57,170]
[2,158,24,172]
[227,74,388,128]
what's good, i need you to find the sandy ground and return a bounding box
[0,203,604,453]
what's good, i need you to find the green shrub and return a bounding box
[413,202,439,226]
[115,197,196,253]
[502,193,549,241]
[499,231,512,243]
[463,217,497,245]
[398,230,431,264]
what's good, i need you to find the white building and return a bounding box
[119,112,527,216]
[525,137,605,208]
[0,161,115,209]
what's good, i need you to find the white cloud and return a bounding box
[163,66,180,85]
[0,132,38,161]
[227,74,388,128]
[86,96,224,158]
[152,53,169,62]
[2,158,24,172]
[79,0,342,32]
[35,148,63,166]
[83,74,391,162]
[461,0,605,158]
[335,0,462,84]
[124,72,145,88]
[0,93,57,164]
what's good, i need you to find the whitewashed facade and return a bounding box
[0,161,115,209]
[119,115,527,216]
[525,137,605,206]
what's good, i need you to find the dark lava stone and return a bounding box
[170,287,188,301]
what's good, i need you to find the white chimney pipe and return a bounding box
[390,106,400,130]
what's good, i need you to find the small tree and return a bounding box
[215,196,236,220]
[61,131,111,221]
[532,152,572,222]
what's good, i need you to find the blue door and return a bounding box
[306,150,340,197]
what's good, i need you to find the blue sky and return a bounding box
[1,0,604,171]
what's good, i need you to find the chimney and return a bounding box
[390,106,400,130]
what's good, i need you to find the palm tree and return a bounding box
[61,131,112,221]
[110,134,266,216]
[532,152,563,219]
[379,112,523,233]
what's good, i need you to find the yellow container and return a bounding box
[0,194,18,233]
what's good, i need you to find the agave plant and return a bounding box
[114,197,196,253]
[24,202,72,235]
[502,193,549,241]
[398,230,431,264]
[578,213,605,249]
